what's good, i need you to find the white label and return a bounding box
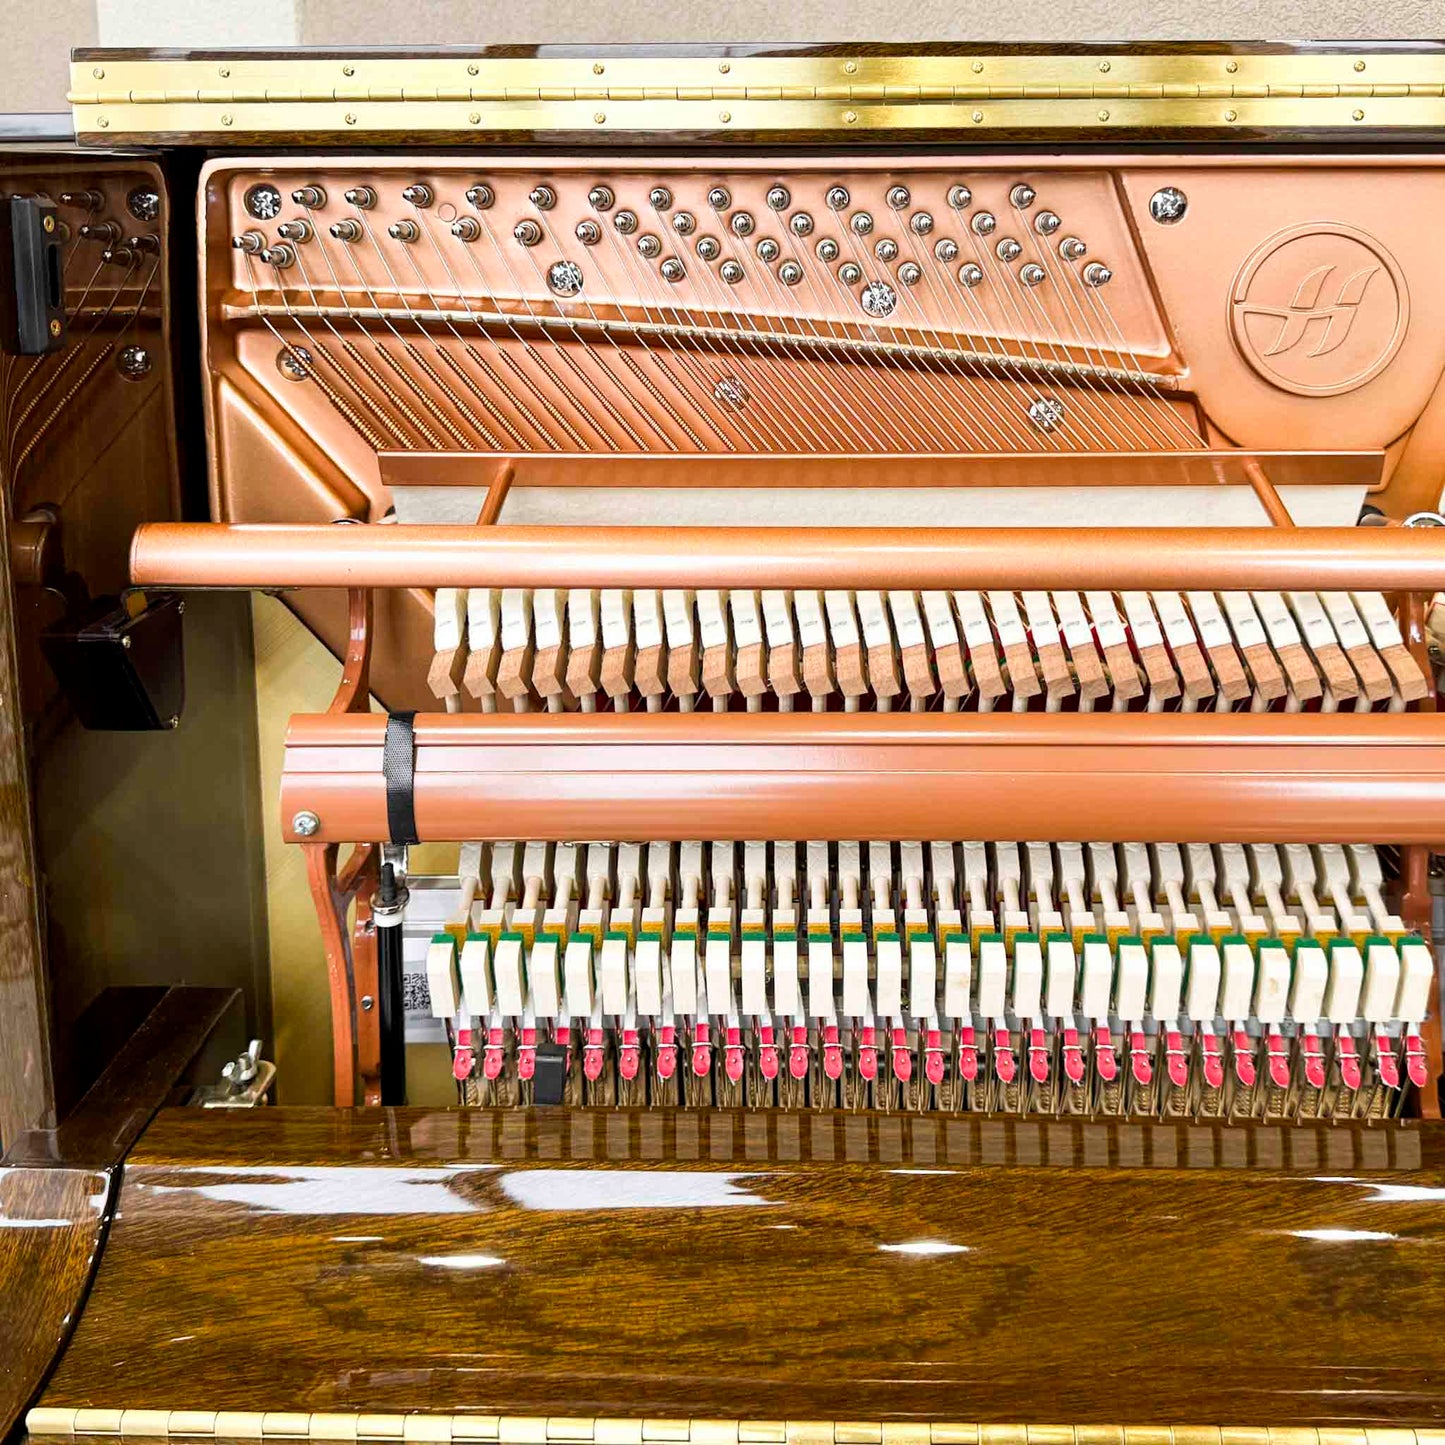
[808,938,836,1017]
[599,936,628,1014]
[633,590,664,649]
[634,936,663,1016]
[1321,592,1370,650]
[426,938,460,1019]
[876,937,904,1018]
[564,937,595,1016]
[459,937,491,1016]
[663,590,696,647]
[761,590,794,647]
[534,589,564,650]
[943,939,973,1020]
[433,588,464,651]
[856,590,892,649]
[468,588,500,649]
[889,592,926,649]
[909,937,937,1017]
[1152,591,1196,650]
[1220,592,1266,650]
[567,589,598,649]
[500,589,532,652]
[741,936,768,1015]
[729,590,763,648]
[1053,591,1092,649]
[1353,591,1405,649]
[921,591,959,647]
[1185,592,1232,649]
[824,591,860,647]
[1021,591,1060,648]
[986,591,1028,647]
[1286,591,1338,650]
[705,936,732,1009]
[601,589,631,650]
[773,935,801,1017]
[1085,591,1127,649]
[842,937,871,1016]
[1120,592,1162,650]
[953,590,995,650]
[1254,591,1301,648]
[696,590,729,650]
[669,935,698,1013]
[795,591,828,649]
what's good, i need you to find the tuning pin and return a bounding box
[825,185,850,211]
[850,211,874,236]
[291,185,326,209]
[1083,262,1113,287]
[730,211,755,237]
[402,183,434,207]
[971,211,996,236]
[765,184,791,211]
[388,219,420,242]
[575,219,602,246]
[790,211,814,236]
[958,262,984,287]
[103,245,135,268]
[947,184,972,209]
[995,237,1022,262]
[465,183,495,210]
[886,184,910,210]
[1059,235,1087,261]
[1019,262,1045,287]
[276,218,312,243]
[756,237,780,263]
[512,219,543,247]
[659,257,685,282]
[873,238,898,262]
[528,184,556,211]
[934,238,959,263]
[648,185,673,211]
[706,185,731,210]
[259,243,295,269]
[132,234,160,255]
[451,216,481,241]
[588,184,615,211]
[79,221,121,245]
[837,261,861,285]
[897,261,921,286]
[910,211,934,235]
[695,235,720,261]
[343,185,376,209]
[778,260,803,286]
[60,189,104,212]
[329,219,362,242]
[232,230,265,254]
[636,233,662,259]
[1010,182,1037,208]
[613,210,638,235]
[815,237,839,262]
[672,211,696,236]
[1034,210,1061,235]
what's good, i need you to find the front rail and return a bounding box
[280,711,1445,845]
[132,522,1445,593]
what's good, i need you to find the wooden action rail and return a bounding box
[127,519,1445,1106]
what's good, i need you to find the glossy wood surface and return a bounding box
[40,1107,1445,1426]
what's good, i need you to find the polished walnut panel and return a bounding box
[0,1166,111,1441]
[39,1107,1445,1426]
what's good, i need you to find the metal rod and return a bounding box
[1243,458,1295,528]
[134,521,1445,593]
[372,862,408,1107]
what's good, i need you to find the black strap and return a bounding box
[382,710,418,845]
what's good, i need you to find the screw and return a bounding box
[98,117,109,128]
[471,113,481,124]
[93,66,104,78]
[468,63,479,76]
[222,114,233,126]
[177,600,185,615]
[1224,109,1237,122]
[1099,60,1111,72]
[1354,59,1366,71]
[168,716,179,729]
[844,61,857,74]
[1353,109,1365,120]
[719,111,731,123]
[43,214,55,233]
[292,809,321,837]
[719,61,730,74]
[592,62,604,75]
[343,64,354,76]
[1098,109,1110,121]
[121,634,132,649]
[845,110,857,123]
[1226,60,1238,73]
[219,66,230,78]
[361,995,374,1012]
[972,61,983,73]
[972,110,984,123]
[48,319,61,338]
[345,113,356,125]
[594,112,605,124]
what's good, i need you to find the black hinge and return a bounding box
[0,195,66,355]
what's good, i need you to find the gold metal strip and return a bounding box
[22,1417,1445,1445]
[67,50,1445,138]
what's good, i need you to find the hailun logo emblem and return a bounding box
[1229,223,1408,397]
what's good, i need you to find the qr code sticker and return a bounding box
[402,970,431,1017]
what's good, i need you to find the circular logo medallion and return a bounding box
[1229,222,1408,397]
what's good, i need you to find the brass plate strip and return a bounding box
[25,1414,1445,1445]
[68,52,1445,138]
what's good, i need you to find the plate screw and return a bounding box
[1353,109,1365,120]
[719,61,730,73]
[1354,59,1366,71]
[470,112,481,123]
[342,64,354,76]
[1224,109,1237,122]
[93,66,104,78]
[361,995,374,1012]
[98,117,109,127]
[219,66,229,77]
[468,63,479,75]
[1099,60,1111,72]
[221,114,233,126]
[972,110,983,123]
[594,112,605,124]
[292,810,321,837]
[845,61,858,73]
[345,113,356,125]
[593,62,604,74]
[49,318,61,337]
[972,61,983,73]
[1098,109,1109,121]
[719,111,730,123]
[1225,60,1238,73]
[845,110,857,123]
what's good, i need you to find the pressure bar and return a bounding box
[133,522,1445,594]
[279,711,1445,847]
